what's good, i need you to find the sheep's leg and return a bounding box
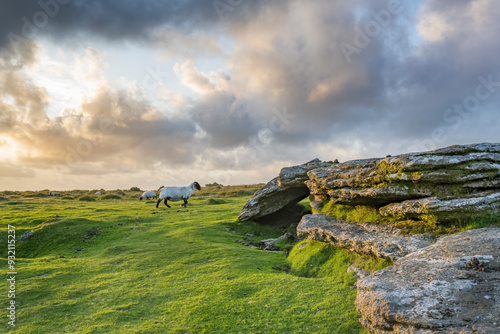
[182,198,188,207]
[156,199,161,208]
[164,198,171,208]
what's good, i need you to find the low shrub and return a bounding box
[22,192,46,198]
[5,201,24,205]
[1,191,16,196]
[101,194,122,200]
[235,190,254,197]
[206,198,228,205]
[79,196,96,202]
[205,182,223,187]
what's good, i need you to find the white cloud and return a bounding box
[174,58,228,95]
[416,12,454,42]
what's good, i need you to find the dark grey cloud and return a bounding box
[188,92,272,149]
[0,0,287,51]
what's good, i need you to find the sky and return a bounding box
[0,0,499,191]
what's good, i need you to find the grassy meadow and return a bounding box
[0,185,384,333]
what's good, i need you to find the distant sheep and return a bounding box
[48,191,55,196]
[156,182,201,208]
[95,191,102,195]
[140,190,157,200]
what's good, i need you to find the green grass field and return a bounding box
[0,187,372,333]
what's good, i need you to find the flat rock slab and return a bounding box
[278,158,332,187]
[356,228,500,334]
[297,214,436,261]
[237,177,309,222]
[380,192,500,222]
[238,159,329,222]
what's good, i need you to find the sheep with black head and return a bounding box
[156,182,201,208]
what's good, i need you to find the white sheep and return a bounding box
[48,191,55,196]
[140,190,157,200]
[95,191,102,195]
[156,182,201,208]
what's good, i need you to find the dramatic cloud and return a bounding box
[0,40,202,176]
[0,0,499,190]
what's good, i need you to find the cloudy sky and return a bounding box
[0,0,499,191]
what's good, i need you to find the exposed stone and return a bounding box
[380,191,500,222]
[464,257,491,272]
[463,178,500,189]
[328,185,432,207]
[21,231,34,242]
[356,228,500,334]
[253,232,295,251]
[238,159,330,222]
[237,177,309,222]
[347,264,370,280]
[278,158,331,187]
[307,143,500,224]
[297,214,435,261]
[309,199,326,211]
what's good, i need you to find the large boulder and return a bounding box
[307,143,500,225]
[238,159,330,223]
[237,176,309,222]
[355,228,500,334]
[297,214,436,261]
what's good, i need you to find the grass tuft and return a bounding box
[288,239,392,280]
